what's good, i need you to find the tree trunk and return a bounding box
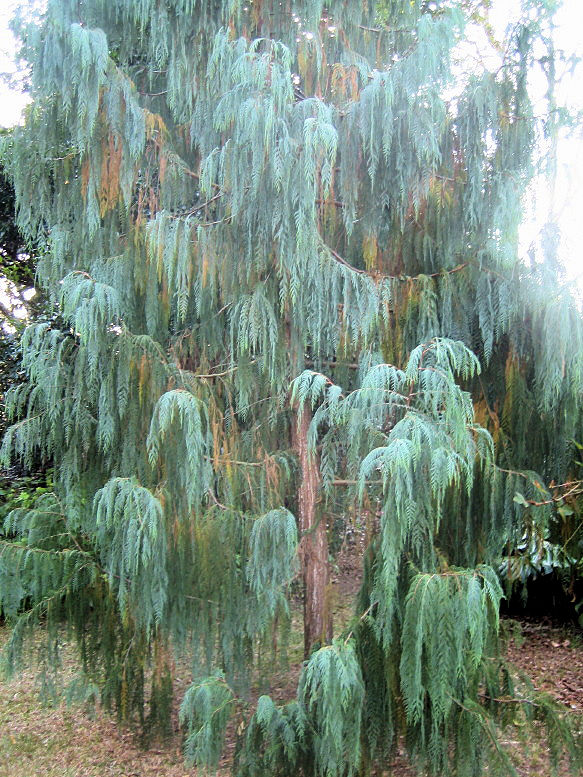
[292,407,332,658]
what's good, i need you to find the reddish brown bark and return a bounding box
[292,407,332,658]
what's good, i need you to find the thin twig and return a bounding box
[324,241,468,281]
[207,488,228,510]
[344,601,378,645]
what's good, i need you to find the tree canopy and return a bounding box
[1,0,582,774]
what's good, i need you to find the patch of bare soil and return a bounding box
[506,617,583,712]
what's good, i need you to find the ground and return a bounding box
[0,558,581,777]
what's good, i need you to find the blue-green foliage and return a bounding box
[180,673,235,771]
[94,477,167,631]
[0,492,96,624]
[293,338,495,639]
[400,568,502,744]
[237,695,307,776]
[247,508,298,618]
[235,642,365,777]
[300,642,365,777]
[1,0,582,773]
[146,389,212,510]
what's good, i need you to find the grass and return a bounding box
[0,634,190,777]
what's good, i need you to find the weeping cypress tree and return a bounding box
[1,0,582,773]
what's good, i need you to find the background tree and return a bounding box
[0,125,39,316]
[0,130,48,508]
[0,163,27,407]
[1,0,582,774]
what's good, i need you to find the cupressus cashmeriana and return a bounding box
[1,0,582,773]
